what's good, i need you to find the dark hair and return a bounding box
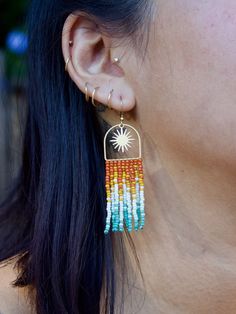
[0,1,152,313]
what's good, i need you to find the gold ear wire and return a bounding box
[92,87,100,107]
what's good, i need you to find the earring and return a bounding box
[107,89,114,109]
[113,57,120,64]
[65,57,71,72]
[84,82,90,102]
[69,40,73,47]
[92,87,100,107]
[103,98,145,234]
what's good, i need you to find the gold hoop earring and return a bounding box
[84,82,90,102]
[92,87,100,107]
[107,89,114,109]
[65,57,71,72]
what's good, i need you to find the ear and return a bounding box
[62,13,136,111]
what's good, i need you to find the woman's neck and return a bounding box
[126,132,236,313]
[142,131,236,257]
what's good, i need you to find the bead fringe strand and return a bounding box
[104,158,145,234]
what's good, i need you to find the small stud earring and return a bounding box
[69,40,73,47]
[113,57,120,64]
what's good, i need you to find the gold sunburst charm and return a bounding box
[110,127,135,153]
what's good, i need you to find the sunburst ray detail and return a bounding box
[110,127,135,153]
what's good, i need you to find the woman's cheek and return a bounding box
[138,0,236,168]
[186,0,236,74]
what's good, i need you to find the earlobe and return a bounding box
[62,13,136,112]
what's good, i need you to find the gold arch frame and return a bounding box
[104,123,142,161]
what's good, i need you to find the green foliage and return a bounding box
[5,50,27,85]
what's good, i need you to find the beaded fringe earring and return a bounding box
[104,111,145,234]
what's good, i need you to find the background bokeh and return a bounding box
[0,0,28,201]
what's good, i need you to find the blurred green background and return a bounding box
[0,0,28,201]
[0,0,28,85]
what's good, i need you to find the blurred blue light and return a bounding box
[6,30,28,54]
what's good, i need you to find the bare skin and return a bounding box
[123,1,236,312]
[2,0,236,313]
[0,259,33,314]
[63,0,236,312]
